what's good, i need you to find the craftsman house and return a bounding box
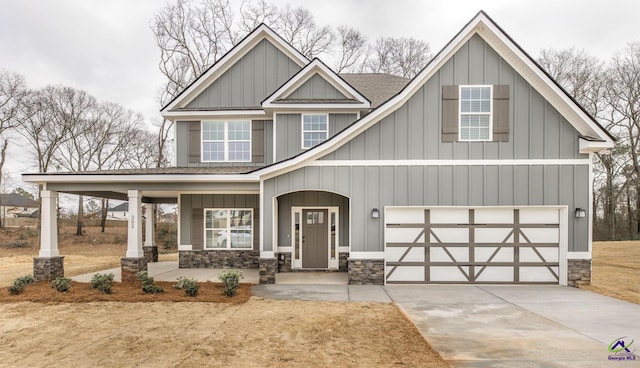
[23,11,613,286]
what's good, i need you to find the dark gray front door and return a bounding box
[302,209,328,268]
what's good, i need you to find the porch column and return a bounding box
[143,203,158,262]
[121,190,147,282]
[34,190,64,281]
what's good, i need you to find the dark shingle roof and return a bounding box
[30,166,260,176]
[340,73,410,108]
[108,202,128,212]
[1,193,39,207]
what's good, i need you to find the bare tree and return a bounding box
[367,37,432,78]
[334,26,368,73]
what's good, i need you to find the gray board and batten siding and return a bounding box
[185,39,302,110]
[180,194,260,251]
[281,74,351,101]
[275,113,357,162]
[175,120,270,167]
[262,34,590,254]
[276,191,350,247]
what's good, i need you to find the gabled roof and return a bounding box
[108,202,128,212]
[161,23,309,113]
[262,58,370,109]
[0,193,38,208]
[254,10,615,179]
[340,73,410,108]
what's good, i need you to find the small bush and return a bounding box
[174,276,199,297]
[137,271,164,294]
[91,273,115,294]
[8,275,36,295]
[51,277,72,293]
[218,270,243,296]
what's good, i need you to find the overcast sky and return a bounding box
[0,0,638,189]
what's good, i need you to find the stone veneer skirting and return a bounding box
[144,246,158,263]
[179,250,259,269]
[33,256,64,282]
[348,258,384,285]
[567,259,591,287]
[259,258,277,284]
[121,257,148,283]
[277,252,349,272]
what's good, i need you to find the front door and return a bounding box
[301,209,328,268]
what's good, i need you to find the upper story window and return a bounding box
[459,85,492,141]
[202,120,251,162]
[302,114,328,149]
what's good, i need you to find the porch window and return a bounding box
[202,120,251,161]
[204,209,253,249]
[301,114,328,149]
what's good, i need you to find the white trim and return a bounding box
[272,195,278,259]
[201,120,252,163]
[588,152,594,255]
[203,208,254,250]
[291,206,339,270]
[301,113,329,149]
[272,113,278,163]
[162,25,308,112]
[262,59,370,109]
[309,159,590,167]
[277,246,293,253]
[349,252,385,259]
[567,251,592,260]
[338,246,349,253]
[162,110,268,118]
[177,194,182,250]
[178,244,193,251]
[559,206,568,286]
[261,251,276,259]
[458,85,493,142]
[23,174,261,184]
[259,180,265,256]
[252,12,613,180]
[579,137,614,153]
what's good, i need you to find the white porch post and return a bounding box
[126,190,143,258]
[144,203,155,247]
[39,190,59,257]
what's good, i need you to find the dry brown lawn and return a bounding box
[0,226,449,367]
[580,240,640,304]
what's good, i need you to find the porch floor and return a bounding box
[71,261,260,284]
[71,262,348,285]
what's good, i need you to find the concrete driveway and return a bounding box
[386,285,640,367]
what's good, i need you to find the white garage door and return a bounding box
[385,207,563,284]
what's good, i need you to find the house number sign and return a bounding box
[130,214,136,229]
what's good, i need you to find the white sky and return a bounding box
[0,0,638,191]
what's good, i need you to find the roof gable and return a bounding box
[262,59,370,109]
[162,24,309,113]
[255,11,614,179]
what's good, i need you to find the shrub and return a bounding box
[51,277,72,293]
[218,270,243,296]
[8,275,36,295]
[137,271,163,294]
[174,276,199,297]
[91,273,115,294]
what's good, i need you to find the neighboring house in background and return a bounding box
[23,11,614,286]
[1,193,39,218]
[106,202,129,221]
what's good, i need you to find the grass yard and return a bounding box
[579,240,640,304]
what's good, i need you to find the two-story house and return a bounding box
[24,11,614,286]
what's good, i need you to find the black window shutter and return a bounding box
[191,208,204,249]
[251,120,265,163]
[188,121,201,163]
[493,85,510,142]
[442,85,459,142]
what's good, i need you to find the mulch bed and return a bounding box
[0,281,251,303]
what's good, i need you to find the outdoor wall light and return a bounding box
[575,208,587,218]
[371,208,380,219]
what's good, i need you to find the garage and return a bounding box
[384,207,566,284]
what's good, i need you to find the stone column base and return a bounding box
[121,257,148,283]
[348,258,384,285]
[33,256,64,282]
[259,258,277,284]
[568,259,591,287]
[143,246,159,263]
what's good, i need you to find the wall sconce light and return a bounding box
[371,208,380,219]
[575,208,587,218]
